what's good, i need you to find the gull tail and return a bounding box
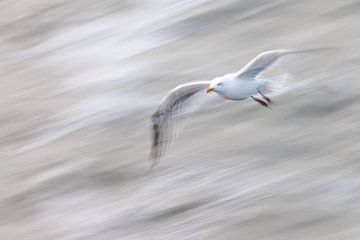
[258,74,289,96]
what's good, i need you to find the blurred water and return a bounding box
[1,0,360,239]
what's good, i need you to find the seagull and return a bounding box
[150,49,325,165]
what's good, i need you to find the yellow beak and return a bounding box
[206,87,214,93]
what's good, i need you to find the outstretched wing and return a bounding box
[236,49,327,79]
[150,81,210,165]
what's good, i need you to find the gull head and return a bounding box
[206,77,226,94]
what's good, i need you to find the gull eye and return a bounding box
[216,82,223,87]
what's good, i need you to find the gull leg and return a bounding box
[257,89,272,105]
[251,96,270,108]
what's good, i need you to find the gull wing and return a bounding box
[236,49,327,79]
[150,81,210,165]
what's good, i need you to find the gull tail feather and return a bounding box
[258,74,289,96]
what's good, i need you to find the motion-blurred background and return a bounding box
[1,0,360,239]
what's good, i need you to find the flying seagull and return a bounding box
[150,49,324,165]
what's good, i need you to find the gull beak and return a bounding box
[206,87,214,93]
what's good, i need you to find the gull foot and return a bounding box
[257,89,272,105]
[251,96,270,108]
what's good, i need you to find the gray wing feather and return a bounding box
[150,81,210,165]
[236,48,328,79]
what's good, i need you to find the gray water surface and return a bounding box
[1,0,360,239]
